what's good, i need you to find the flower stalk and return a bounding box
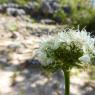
[64,69,70,95]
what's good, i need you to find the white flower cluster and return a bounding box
[37,29,95,67]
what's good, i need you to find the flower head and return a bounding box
[37,29,95,71]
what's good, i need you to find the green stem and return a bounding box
[64,70,70,95]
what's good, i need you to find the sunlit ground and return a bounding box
[0,14,95,95]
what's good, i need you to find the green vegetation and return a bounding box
[89,65,95,80]
[0,0,30,5]
[0,0,8,4]
[57,0,95,31]
[53,9,67,24]
[0,0,95,32]
[15,0,30,5]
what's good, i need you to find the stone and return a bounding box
[63,5,71,14]
[40,19,55,24]
[7,44,20,52]
[7,7,18,16]
[25,2,39,15]
[7,8,25,16]
[0,5,5,13]
[0,57,8,66]
[7,3,19,8]
[10,33,18,39]
[41,1,53,15]
[17,9,26,16]
[50,2,60,11]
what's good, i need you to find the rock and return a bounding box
[41,0,60,16]
[25,59,41,67]
[63,5,71,14]
[0,5,4,13]
[7,44,20,52]
[7,8,18,16]
[7,8,25,16]
[0,50,9,66]
[25,2,39,15]
[10,32,24,40]
[0,32,12,38]
[16,9,26,16]
[7,3,19,8]
[19,59,41,70]
[41,1,53,15]
[40,19,55,24]
[0,4,6,13]
[0,57,8,66]
[10,33,18,39]
[50,2,60,11]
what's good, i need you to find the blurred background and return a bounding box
[0,0,95,95]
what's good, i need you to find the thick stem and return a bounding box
[64,70,70,95]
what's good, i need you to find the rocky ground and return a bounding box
[0,15,95,95]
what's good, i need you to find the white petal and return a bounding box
[79,54,91,63]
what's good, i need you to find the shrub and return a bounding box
[15,0,30,5]
[0,0,8,4]
[53,9,67,23]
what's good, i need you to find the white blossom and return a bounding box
[37,29,95,67]
[79,54,91,63]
